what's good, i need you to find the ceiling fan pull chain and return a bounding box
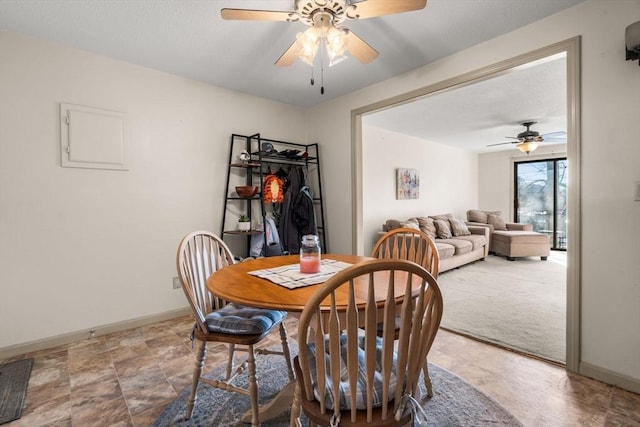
[321,53,325,95]
[310,66,315,86]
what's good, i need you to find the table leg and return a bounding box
[241,380,296,423]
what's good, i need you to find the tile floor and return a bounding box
[2,315,640,426]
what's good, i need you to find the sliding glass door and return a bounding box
[514,158,567,250]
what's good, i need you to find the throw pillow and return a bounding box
[415,216,437,239]
[433,219,452,239]
[430,213,453,222]
[487,213,507,231]
[400,220,420,230]
[449,218,471,236]
[467,209,488,223]
[384,219,402,231]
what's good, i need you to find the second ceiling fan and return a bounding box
[487,121,567,154]
[221,0,428,67]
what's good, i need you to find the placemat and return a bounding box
[248,259,352,289]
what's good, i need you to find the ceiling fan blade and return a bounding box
[487,141,517,147]
[221,8,297,22]
[346,31,379,64]
[346,0,427,20]
[275,41,299,67]
[541,131,567,141]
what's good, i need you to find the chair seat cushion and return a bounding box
[307,330,398,410]
[204,303,286,335]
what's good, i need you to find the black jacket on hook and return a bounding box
[279,166,316,253]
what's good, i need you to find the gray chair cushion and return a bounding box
[307,331,398,411]
[204,303,286,335]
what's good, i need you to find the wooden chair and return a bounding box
[371,227,440,278]
[371,227,440,397]
[176,231,294,426]
[290,259,443,427]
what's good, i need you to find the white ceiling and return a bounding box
[0,0,583,151]
[364,53,568,153]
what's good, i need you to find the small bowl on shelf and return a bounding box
[235,186,259,198]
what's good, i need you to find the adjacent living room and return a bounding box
[361,51,569,365]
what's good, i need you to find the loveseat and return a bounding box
[465,209,550,261]
[379,214,489,273]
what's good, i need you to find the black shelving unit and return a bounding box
[221,133,327,256]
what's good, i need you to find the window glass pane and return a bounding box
[515,158,567,250]
[556,160,568,249]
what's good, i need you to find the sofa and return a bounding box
[379,214,489,273]
[465,209,550,261]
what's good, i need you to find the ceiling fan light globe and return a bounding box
[326,26,348,66]
[517,141,540,154]
[328,51,347,66]
[326,25,346,43]
[298,26,320,45]
[296,28,320,65]
[298,49,317,65]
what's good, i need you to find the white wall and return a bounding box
[0,31,307,350]
[308,0,640,385]
[362,125,477,253]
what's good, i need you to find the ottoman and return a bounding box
[491,230,550,261]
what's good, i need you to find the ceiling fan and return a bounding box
[487,121,567,154]
[221,0,428,67]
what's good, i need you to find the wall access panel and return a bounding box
[60,103,127,170]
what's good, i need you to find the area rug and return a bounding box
[0,358,33,425]
[154,350,522,426]
[438,251,566,363]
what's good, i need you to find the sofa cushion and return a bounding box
[505,222,533,232]
[435,242,455,260]
[492,231,550,245]
[414,217,437,239]
[467,209,488,223]
[487,213,507,231]
[437,238,472,255]
[467,209,503,223]
[453,234,487,251]
[433,219,452,239]
[449,218,471,236]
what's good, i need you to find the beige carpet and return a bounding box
[438,251,566,363]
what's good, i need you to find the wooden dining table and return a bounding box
[207,253,373,312]
[205,253,421,422]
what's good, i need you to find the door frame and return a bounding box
[351,37,581,372]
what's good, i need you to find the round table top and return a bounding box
[207,254,374,312]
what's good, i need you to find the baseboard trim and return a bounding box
[442,327,640,395]
[580,361,640,394]
[0,307,192,360]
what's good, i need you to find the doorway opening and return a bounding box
[352,37,581,371]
